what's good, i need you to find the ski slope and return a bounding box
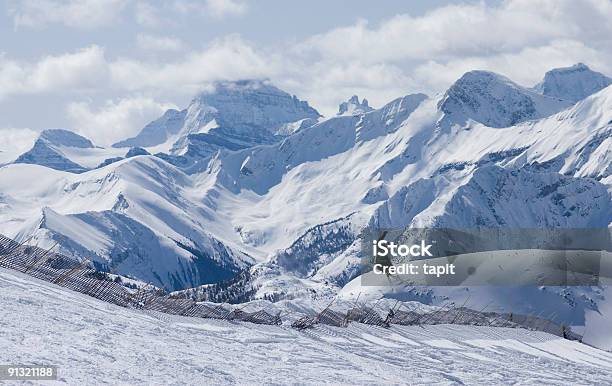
[1,267,611,385]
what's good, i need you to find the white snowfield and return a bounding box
[2,268,612,385]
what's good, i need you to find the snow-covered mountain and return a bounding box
[439,70,571,128]
[163,66,610,344]
[113,80,321,172]
[0,63,610,315]
[0,157,253,290]
[189,79,610,303]
[535,63,612,103]
[13,128,128,172]
[14,129,95,173]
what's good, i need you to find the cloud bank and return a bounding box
[66,97,177,145]
[1,0,610,138]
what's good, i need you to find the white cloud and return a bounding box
[136,34,185,52]
[110,35,275,94]
[0,128,39,163]
[412,40,607,92]
[277,61,417,116]
[0,37,271,102]
[66,97,177,146]
[287,0,612,114]
[0,46,108,100]
[8,0,127,29]
[297,0,612,63]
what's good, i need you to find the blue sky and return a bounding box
[0,0,610,146]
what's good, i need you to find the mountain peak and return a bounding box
[337,95,373,116]
[535,63,612,103]
[192,79,321,129]
[113,79,321,157]
[439,70,569,128]
[40,129,94,149]
[14,129,94,173]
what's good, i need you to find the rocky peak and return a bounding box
[187,79,321,132]
[337,95,373,116]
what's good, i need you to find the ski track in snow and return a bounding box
[1,268,612,385]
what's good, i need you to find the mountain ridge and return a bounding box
[1,64,610,296]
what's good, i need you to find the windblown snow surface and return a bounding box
[1,268,612,385]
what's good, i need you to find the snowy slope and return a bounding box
[2,267,612,385]
[113,109,187,148]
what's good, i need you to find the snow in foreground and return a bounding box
[1,268,612,385]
